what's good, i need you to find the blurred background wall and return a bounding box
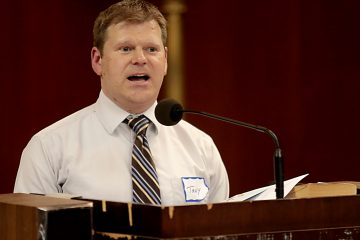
[1,0,359,197]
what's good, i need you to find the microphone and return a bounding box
[155,98,284,199]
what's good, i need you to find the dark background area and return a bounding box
[1,0,359,197]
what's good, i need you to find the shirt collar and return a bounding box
[94,91,161,134]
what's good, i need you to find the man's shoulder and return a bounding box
[170,120,213,140]
[35,104,96,138]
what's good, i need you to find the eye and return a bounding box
[120,46,132,52]
[147,47,157,53]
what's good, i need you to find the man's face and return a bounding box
[91,20,168,113]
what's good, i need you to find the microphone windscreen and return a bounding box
[155,99,184,126]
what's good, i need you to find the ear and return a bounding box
[91,47,102,76]
[164,46,168,75]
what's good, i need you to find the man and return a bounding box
[14,0,229,205]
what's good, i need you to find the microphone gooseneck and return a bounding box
[155,98,284,199]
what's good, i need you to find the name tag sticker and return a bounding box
[181,177,209,202]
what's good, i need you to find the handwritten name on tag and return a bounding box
[182,177,209,202]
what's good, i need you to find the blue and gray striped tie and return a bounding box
[127,115,161,205]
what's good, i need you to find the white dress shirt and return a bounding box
[14,91,229,205]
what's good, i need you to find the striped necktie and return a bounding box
[127,115,161,205]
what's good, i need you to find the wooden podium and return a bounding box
[0,193,92,240]
[91,195,360,239]
[2,193,360,239]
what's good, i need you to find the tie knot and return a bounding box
[127,115,150,135]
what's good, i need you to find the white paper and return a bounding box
[182,177,209,202]
[228,173,309,202]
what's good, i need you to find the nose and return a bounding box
[131,48,147,65]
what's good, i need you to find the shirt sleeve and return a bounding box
[204,138,230,203]
[13,135,61,194]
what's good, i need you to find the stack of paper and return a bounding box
[228,174,309,202]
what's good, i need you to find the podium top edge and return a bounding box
[0,193,93,209]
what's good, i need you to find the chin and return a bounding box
[128,97,156,111]
[131,91,157,103]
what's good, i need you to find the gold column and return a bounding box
[162,0,186,104]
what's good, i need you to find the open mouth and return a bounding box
[127,74,150,81]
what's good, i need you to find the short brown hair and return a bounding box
[93,0,167,54]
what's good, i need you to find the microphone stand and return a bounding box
[181,109,284,199]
